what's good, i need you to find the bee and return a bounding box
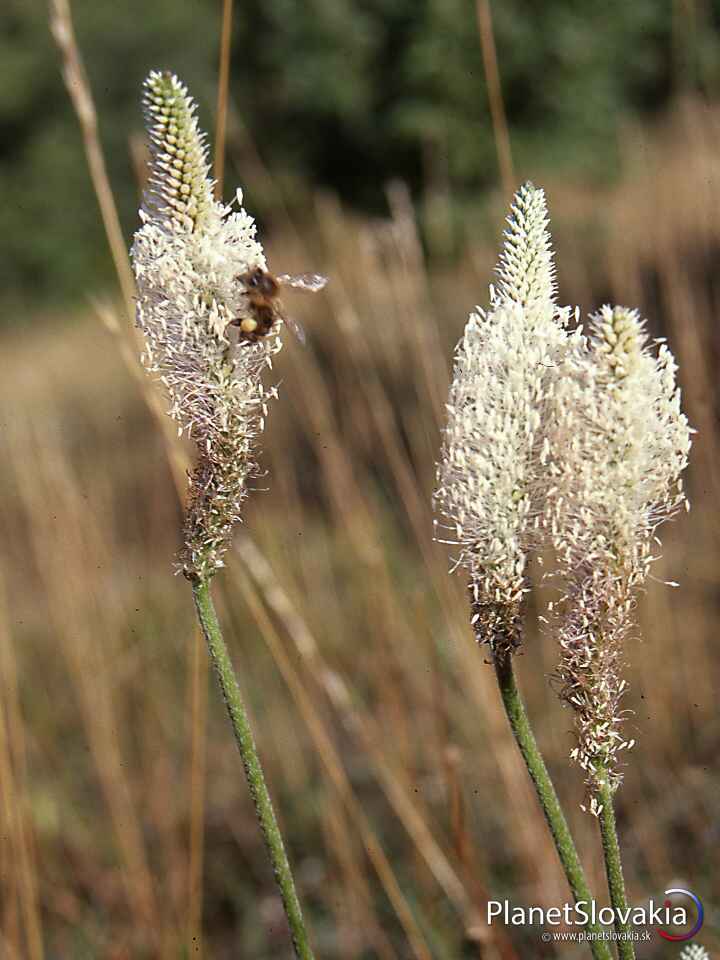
[231,267,327,345]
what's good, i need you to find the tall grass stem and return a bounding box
[492,651,612,960]
[596,769,635,959]
[475,0,516,200]
[214,0,234,199]
[49,0,136,317]
[191,577,315,960]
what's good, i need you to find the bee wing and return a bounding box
[283,314,307,346]
[276,272,328,293]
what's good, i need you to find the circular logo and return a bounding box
[658,888,704,942]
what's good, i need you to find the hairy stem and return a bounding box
[595,768,635,959]
[191,577,315,960]
[493,651,613,960]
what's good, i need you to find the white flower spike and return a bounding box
[435,182,569,654]
[131,71,280,578]
[547,305,691,790]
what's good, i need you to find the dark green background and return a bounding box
[3,1,719,308]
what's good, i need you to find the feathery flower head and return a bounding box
[549,305,690,586]
[548,305,691,790]
[131,71,280,579]
[435,182,568,654]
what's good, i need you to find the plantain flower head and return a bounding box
[547,305,691,791]
[131,71,280,579]
[434,182,570,654]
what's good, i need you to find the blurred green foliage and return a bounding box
[2,0,720,308]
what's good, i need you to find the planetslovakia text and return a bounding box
[487,900,688,928]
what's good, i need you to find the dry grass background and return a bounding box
[0,90,718,958]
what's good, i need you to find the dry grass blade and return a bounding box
[13,423,162,949]
[475,0,516,199]
[48,0,136,318]
[230,578,434,960]
[0,586,43,960]
[214,0,234,200]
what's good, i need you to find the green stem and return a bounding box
[596,768,635,960]
[493,652,613,960]
[191,577,315,960]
